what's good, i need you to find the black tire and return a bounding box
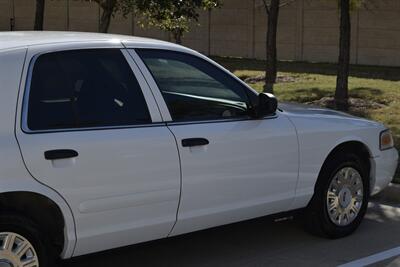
[0,213,56,267]
[304,152,370,238]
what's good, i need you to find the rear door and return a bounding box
[16,44,181,256]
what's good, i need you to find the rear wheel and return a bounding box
[0,214,55,267]
[304,152,370,238]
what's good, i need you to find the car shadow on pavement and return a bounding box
[61,197,400,267]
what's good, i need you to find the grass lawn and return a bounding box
[213,57,400,183]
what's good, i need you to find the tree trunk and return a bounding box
[173,30,183,44]
[335,0,351,111]
[99,0,116,33]
[264,0,280,94]
[34,0,45,31]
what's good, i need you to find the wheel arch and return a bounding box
[316,140,373,195]
[0,191,64,251]
[0,184,76,259]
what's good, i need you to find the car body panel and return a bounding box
[16,127,181,257]
[14,42,182,256]
[0,47,77,258]
[166,116,299,236]
[0,31,170,52]
[370,148,398,194]
[279,103,398,209]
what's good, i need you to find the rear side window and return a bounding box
[26,49,151,131]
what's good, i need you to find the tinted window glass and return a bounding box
[27,49,151,131]
[137,49,251,122]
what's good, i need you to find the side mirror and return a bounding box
[253,93,278,118]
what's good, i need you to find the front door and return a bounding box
[16,47,181,256]
[135,49,299,236]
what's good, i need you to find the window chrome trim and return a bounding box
[21,49,161,135]
[21,53,38,133]
[166,114,279,127]
[22,123,167,135]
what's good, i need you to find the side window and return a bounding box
[27,49,151,131]
[137,49,251,122]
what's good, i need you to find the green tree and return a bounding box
[133,0,221,44]
[34,0,45,30]
[92,0,221,39]
[335,0,366,110]
[92,0,136,33]
[261,0,296,94]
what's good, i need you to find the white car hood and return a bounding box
[279,102,354,117]
[279,102,383,127]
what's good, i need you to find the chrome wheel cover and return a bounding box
[0,232,39,267]
[326,167,364,226]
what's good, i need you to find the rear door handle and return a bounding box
[181,138,209,147]
[44,149,79,160]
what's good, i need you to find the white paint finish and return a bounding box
[0,48,26,136]
[51,158,77,169]
[372,148,399,194]
[168,115,299,236]
[338,246,400,267]
[0,31,173,52]
[78,188,179,214]
[16,127,181,256]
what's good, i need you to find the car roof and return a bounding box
[0,31,183,51]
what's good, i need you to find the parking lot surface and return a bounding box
[62,188,400,267]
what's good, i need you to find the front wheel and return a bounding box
[304,153,370,238]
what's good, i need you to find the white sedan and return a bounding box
[0,32,397,267]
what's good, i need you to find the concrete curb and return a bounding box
[372,183,400,205]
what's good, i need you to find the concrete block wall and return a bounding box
[357,1,400,66]
[13,0,35,30]
[208,0,253,57]
[43,0,67,30]
[302,1,340,63]
[181,10,210,55]
[0,0,399,66]
[0,0,10,31]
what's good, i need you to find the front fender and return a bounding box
[284,111,384,210]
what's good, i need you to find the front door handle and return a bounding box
[182,138,209,147]
[44,149,79,160]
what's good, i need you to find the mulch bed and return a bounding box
[306,96,387,114]
[244,74,299,84]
